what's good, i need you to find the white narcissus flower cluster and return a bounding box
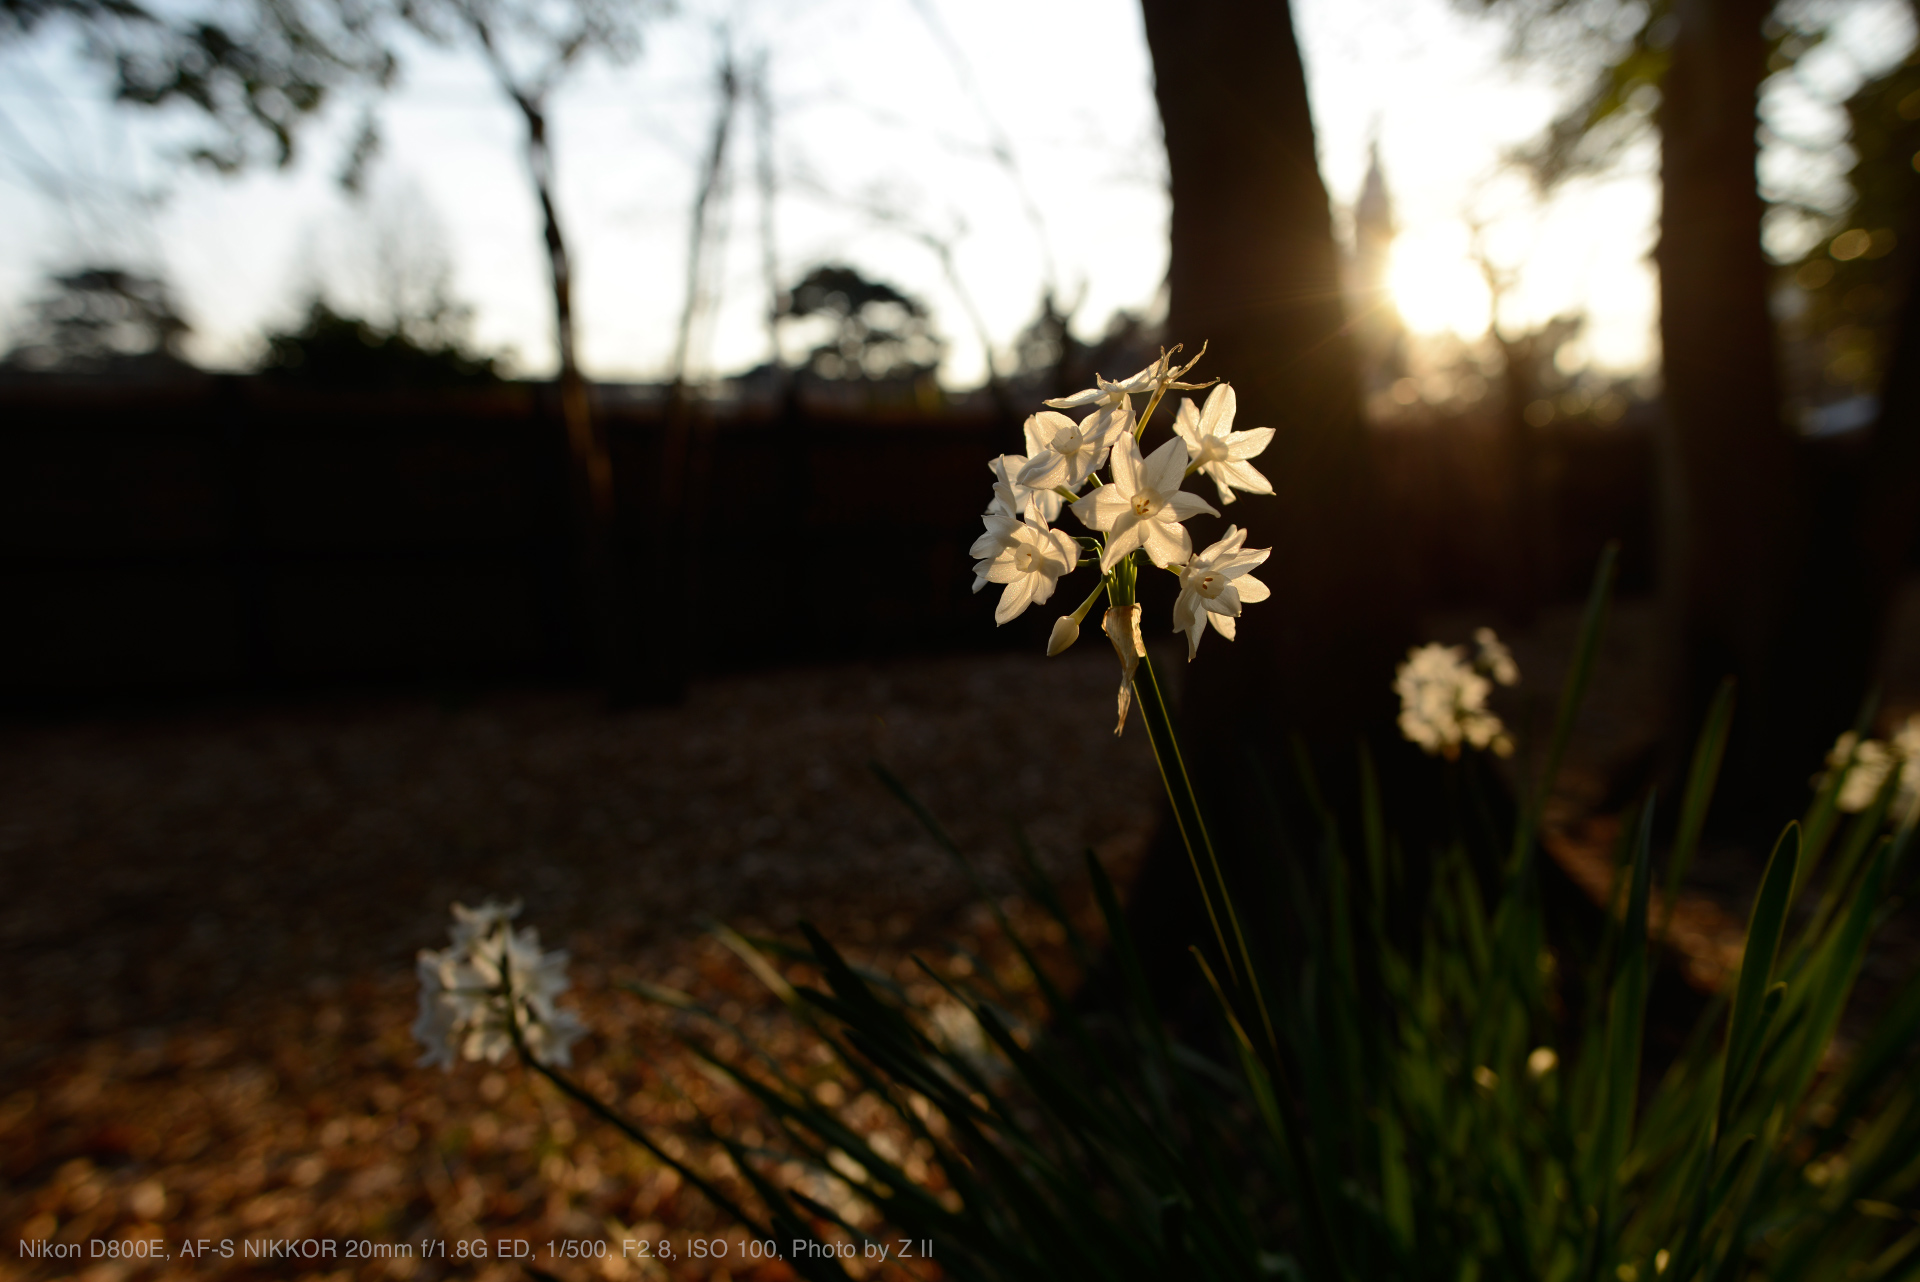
[970,346,1277,734]
[413,899,586,1069]
[1173,526,1271,661]
[1394,631,1521,760]
[1822,717,1920,827]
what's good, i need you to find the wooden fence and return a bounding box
[0,378,1658,707]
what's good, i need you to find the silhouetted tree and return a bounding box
[3,265,195,377]
[783,265,944,382]
[1463,0,1920,829]
[12,0,658,698]
[260,299,502,388]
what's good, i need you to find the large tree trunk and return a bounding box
[1127,0,1410,998]
[1653,0,1819,829]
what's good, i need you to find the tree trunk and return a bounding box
[1653,0,1815,829]
[510,90,644,702]
[1126,0,1410,1000]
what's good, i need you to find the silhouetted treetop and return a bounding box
[3,265,196,377]
[782,264,943,381]
[260,298,503,388]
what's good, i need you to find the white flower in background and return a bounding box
[978,518,1078,625]
[1825,733,1891,813]
[1826,722,1919,825]
[1015,403,1132,493]
[1395,642,1512,759]
[988,454,1063,524]
[1172,526,1271,660]
[1104,604,1146,735]
[414,899,586,1070]
[1170,385,1275,506]
[1474,627,1520,687]
[1071,435,1218,572]
[1896,717,1920,826]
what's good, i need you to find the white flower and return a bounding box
[1015,402,1132,493]
[1172,526,1271,660]
[1044,345,1211,410]
[1896,717,1920,826]
[413,899,586,1070]
[1826,732,1894,813]
[1042,361,1161,411]
[988,453,1063,524]
[1170,384,1274,505]
[977,518,1079,625]
[1474,627,1520,687]
[1104,604,1146,735]
[1825,725,1919,825]
[1071,434,1219,572]
[1395,643,1512,759]
[968,503,1023,595]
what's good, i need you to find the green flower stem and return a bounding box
[1131,645,1274,1053]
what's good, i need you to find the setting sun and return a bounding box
[1387,225,1494,337]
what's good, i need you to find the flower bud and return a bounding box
[1046,615,1080,657]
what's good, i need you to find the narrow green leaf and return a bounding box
[1664,677,1736,929]
[1513,542,1616,877]
[1720,823,1803,1132]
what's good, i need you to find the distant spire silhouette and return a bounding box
[1350,136,1407,394]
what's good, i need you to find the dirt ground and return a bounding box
[0,648,1164,1282]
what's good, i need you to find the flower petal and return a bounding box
[1166,490,1220,521]
[995,573,1038,625]
[1047,527,1080,569]
[1071,484,1130,532]
[1233,573,1271,603]
[1017,451,1070,492]
[1197,382,1236,437]
[1140,436,1190,494]
[1109,434,1144,496]
[1226,425,1275,460]
[1023,415,1048,459]
[1085,400,1133,449]
[1172,586,1202,632]
[1137,517,1192,568]
[1219,458,1274,495]
[1172,397,1202,452]
[1043,387,1102,408]
[1099,510,1147,570]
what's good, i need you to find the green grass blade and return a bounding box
[1512,542,1617,877]
[1664,677,1736,932]
[1721,823,1803,1130]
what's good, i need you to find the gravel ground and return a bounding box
[0,648,1165,1282]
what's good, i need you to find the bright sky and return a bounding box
[0,0,1912,384]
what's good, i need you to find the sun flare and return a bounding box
[1387,226,1494,337]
